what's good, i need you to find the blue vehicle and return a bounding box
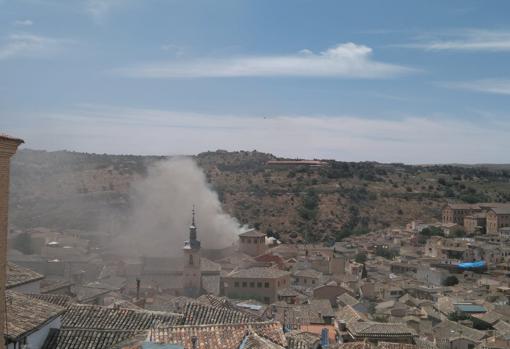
[456,260,487,271]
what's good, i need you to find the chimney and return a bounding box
[191,335,198,349]
[136,278,141,300]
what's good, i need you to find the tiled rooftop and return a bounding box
[227,267,290,279]
[148,322,286,349]
[26,293,74,308]
[181,301,259,325]
[63,304,183,330]
[239,229,266,238]
[6,262,44,289]
[285,331,320,349]
[348,321,417,338]
[5,291,65,340]
[41,328,143,349]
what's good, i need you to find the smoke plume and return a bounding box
[113,157,241,256]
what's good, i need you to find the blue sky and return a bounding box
[1,0,510,163]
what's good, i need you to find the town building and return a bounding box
[238,229,267,257]
[222,267,291,304]
[486,206,510,235]
[0,134,23,349]
[442,204,483,226]
[5,291,64,349]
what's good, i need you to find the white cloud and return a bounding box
[115,43,415,79]
[85,0,131,21]
[0,33,70,60]
[14,19,33,27]
[399,29,510,51]
[445,79,510,95]
[9,105,510,164]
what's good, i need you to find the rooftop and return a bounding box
[147,322,286,349]
[227,267,290,279]
[348,321,417,338]
[6,262,44,289]
[181,301,258,325]
[0,133,24,144]
[26,293,74,308]
[239,229,266,238]
[62,304,183,331]
[42,328,143,349]
[5,291,65,341]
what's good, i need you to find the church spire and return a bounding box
[191,204,196,227]
[187,205,199,247]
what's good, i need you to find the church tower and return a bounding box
[182,206,202,297]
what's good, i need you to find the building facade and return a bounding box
[442,204,482,226]
[486,207,510,235]
[0,134,23,349]
[238,229,267,257]
[222,267,290,304]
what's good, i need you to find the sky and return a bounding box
[1,0,510,163]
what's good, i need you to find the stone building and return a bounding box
[442,204,483,226]
[464,213,487,234]
[238,229,267,257]
[222,267,290,304]
[0,134,23,349]
[486,206,510,234]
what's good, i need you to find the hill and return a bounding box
[8,149,510,243]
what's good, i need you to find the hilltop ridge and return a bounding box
[9,149,510,243]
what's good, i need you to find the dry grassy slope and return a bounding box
[8,149,510,243]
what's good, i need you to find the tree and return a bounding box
[355,252,367,264]
[442,275,459,286]
[13,232,33,254]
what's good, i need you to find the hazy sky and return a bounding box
[1,0,510,163]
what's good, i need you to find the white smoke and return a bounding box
[113,157,241,256]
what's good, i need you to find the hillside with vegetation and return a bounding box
[8,149,510,243]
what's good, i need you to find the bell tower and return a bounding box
[182,206,201,297]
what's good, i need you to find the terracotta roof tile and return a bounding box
[41,328,143,349]
[6,262,44,289]
[5,291,65,340]
[148,321,286,349]
[26,293,74,308]
[63,304,183,330]
[182,301,259,325]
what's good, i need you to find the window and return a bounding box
[257,282,262,288]
[189,254,193,265]
[264,282,269,288]
[234,282,239,288]
[242,282,247,288]
[312,280,315,284]
[249,282,255,288]
[264,297,270,304]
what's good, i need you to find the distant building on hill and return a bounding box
[442,203,510,235]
